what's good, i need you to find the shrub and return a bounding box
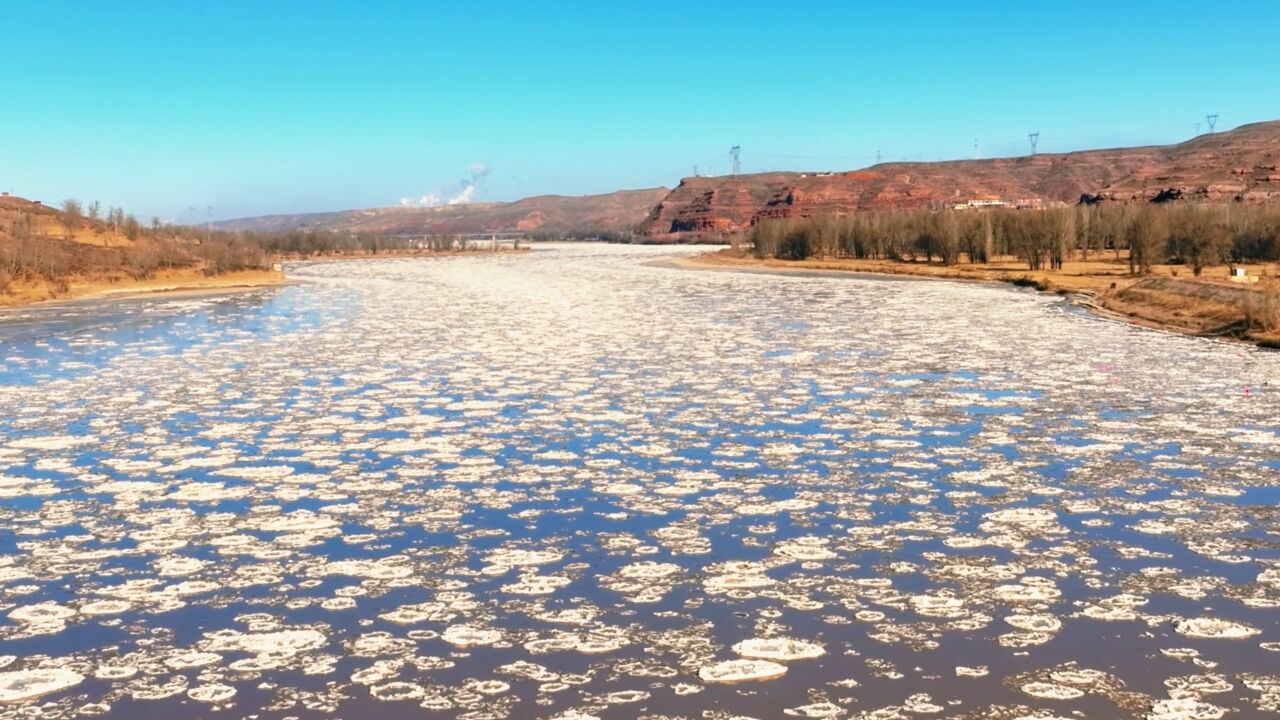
[1246,276,1280,334]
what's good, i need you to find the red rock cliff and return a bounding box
[637,121,1280,240]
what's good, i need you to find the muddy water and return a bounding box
[0,243,1277,720]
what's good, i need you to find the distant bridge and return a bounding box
[386,231,527,250]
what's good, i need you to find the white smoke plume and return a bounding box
[401,192,440,208]
[400,163,489,208]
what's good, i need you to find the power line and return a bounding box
[692,116,1252,176]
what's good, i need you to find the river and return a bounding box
[0,243,1277,719]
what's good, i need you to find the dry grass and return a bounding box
[1244,276,1280,334]
[1104,287,1242,333]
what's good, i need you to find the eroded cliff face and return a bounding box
[638,121,1280,240]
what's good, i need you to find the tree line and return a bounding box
[232,228,472,255]
[749,203,1280,275]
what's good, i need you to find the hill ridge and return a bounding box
[214,188,669,236]
[637,120,1280,239]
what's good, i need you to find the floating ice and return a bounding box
[441,625,502,647]
[1020,682,1086,700]
[732,637,825,661]
[784,702,844,717]
[699,659,788,684]
[1175,618,1261,639]
[616,561,681,579]
[1005,614,1062,632]
[187,684,237,703]
[9,602,76,624]
[1147,698,1228,720]
[484,549,564,567]
[0,668,84,703]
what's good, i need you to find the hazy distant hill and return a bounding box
[214,188,670,236]
[637,121,1280,239]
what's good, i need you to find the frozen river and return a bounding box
[0,243,1278,720]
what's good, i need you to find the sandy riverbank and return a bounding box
[677,249,1280,348]
[0,267,292,307]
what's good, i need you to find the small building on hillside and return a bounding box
[952,196,1010,211]
[1229,267,1259,284]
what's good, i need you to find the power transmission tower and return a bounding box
[1195,122,1201,135]
[973,138,979,159]
[1028,132,1040,155]
[1205,113,1218,133]
[730,145,741,176]
[693,164,698,177]
[875,150,881,164]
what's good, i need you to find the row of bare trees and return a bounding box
[241,229,463,256]
[60,198,150,241]
[750,203,1280,275]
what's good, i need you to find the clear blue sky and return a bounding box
[2,0,1278,221]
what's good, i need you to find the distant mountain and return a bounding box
[213,188,670,236]
[637,120,1280,239]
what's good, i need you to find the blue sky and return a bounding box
[2,0,1278,221]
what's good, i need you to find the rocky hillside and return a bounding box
[215,188,669,237]
[638,121,1280,240]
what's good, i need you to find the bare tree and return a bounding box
[60,199,83,238]
[1051,208,1074,270]
[1126,206,1166,275]
[107,207,124,234]
[123,215,142,241]
[1076,205,1094,260]
[1170,209,1230,276]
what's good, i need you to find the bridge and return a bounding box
[385,231,527,250]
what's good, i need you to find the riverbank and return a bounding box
[0,266,293,307]
[679,249,1280,348]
